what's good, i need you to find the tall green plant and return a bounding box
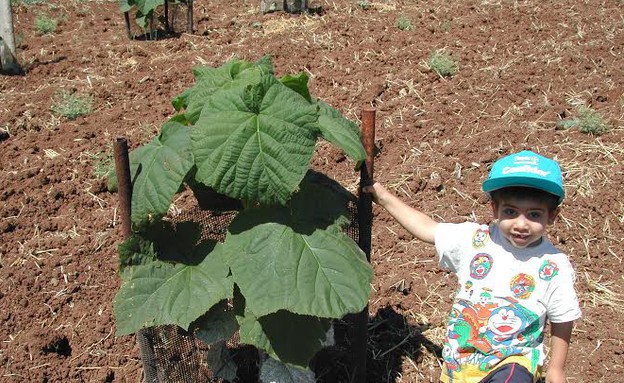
[113,56,372,379]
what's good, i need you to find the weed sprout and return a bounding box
[427,50,457,77]
[34,13,58,35]
[51,90,93,120]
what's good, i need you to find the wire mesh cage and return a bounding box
[123,0,193,40]
[134,201,360,383]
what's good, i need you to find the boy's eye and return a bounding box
[502,208,517,216]
[528,211,543,220]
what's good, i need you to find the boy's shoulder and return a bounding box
[435,221,491,246]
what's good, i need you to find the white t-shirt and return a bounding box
[434,222,581,383]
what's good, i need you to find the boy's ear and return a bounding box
[490,199,499,216]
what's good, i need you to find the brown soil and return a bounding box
[1,0,623,382]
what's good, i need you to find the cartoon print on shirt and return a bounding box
[473,289,497,330]
[539,259,559,281]
[478,298,541,370]
[444,295,542,372]
[469,253,493,279]
[443,307,473,372]
[510,273,536,299]
[464,280,474,298]
[472,227,490,248]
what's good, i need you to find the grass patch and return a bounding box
[80,149,115,191]
[426,50,457,78]
[34,13,58,35]
[92,151,114,180]
[51,90,93,120]
[559,105,610,135]
[396,15,412,31]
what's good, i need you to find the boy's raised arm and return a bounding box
[364,182,438,245]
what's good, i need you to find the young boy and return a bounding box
[365,150,581,383]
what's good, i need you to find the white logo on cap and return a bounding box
[502,165,550,177]
[513,155,539,165]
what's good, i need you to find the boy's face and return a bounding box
[491,195,558,249]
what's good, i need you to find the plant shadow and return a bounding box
[313,305,442,383]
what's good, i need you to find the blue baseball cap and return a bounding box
[482,150,565,204]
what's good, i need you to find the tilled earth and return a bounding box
[1,0,623,382]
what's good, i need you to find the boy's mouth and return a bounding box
[507,233,541,248]
[505,232,530,247]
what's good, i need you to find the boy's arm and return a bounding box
[364,182,438,244]
[546,321,574,383]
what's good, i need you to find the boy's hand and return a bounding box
[545,366,565,383]
[361,182,387,206]
[361,183,377,204]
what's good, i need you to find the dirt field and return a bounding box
[1,0,623,382]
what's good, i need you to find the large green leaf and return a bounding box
[130,120,193,226]
[280,72,312,102]
[316,100,367,162]
[179,58,273,123]
[237,308,331,367]
[114,242,233,335]
[192,74,319,205]
[119,0,134,13]
[134,0,163,20]
[260,357,316,383]
[192,301,238,345]
[224,173,372,318]
[117,220,207,273]
[117,234,157,273]
[205,341,237,381]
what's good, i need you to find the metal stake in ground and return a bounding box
[348,107,376,382]
[113,137,132,239]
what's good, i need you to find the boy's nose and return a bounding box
[514,214,530,229]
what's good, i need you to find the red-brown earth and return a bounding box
[1,0,623,382]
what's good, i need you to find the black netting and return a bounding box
[138,325,222,383]
[136,200,361,383]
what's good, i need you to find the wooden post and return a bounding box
[0,0,23,74]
